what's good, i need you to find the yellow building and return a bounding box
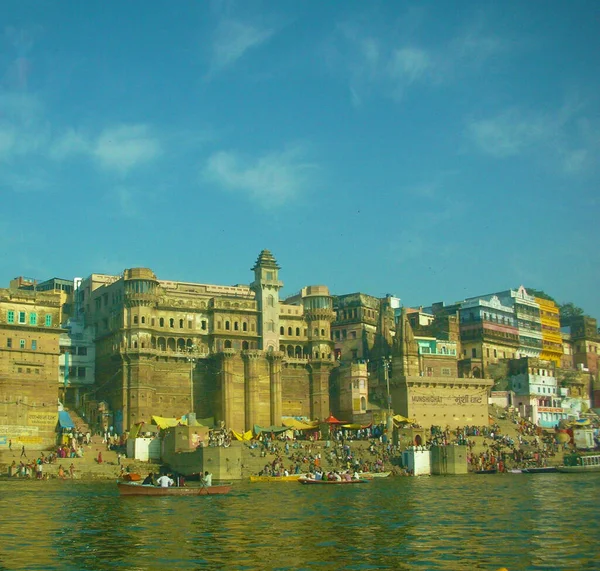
[536,297,563,365]
[0,287,64,449]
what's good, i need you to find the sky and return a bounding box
[1,1,599,317]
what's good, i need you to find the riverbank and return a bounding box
[0,409,567,480]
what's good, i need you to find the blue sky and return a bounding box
[1,1,599,317]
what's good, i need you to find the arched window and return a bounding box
[225,321,230,330]
[313,328,318,336]
[159,318,164,327]
[169,318,174,328]
[288,327,292,336]
[321,329,325,336]
[234,322,239,331]
[141,316,146,324]
[243,322,248,332]
[179,319,184,328]
[280,326,285,335]
[242,341,249,350]
[361,396,367,411]
[267,295,274,307]
[201,320,207,330]
[224,340,232,349]
[133,341,138,348]
[296,327,300,336]
[133,316,139,324]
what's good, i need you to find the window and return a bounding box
[201,320,207,330]
[7,338,12,348]
[234,322,239,331]
[78,347,87,356]
[267,295,274,307]
[472,348,477,358]
[142,316,146,324]
[133,316,139,324]
[159,318,164,327]
[280,326,285,335]
[225,321,230,330]
[169,318,174,328]
[179,319,184,328]
[78,367,86,378]
[29,313,37,325]
[188,320,192,329]
[45,314,52,327]
[18,312,26,324]
[242,322,247,332]
[441,367,451,376]
[267,321,275,332]
[288,327,292,336]
[296,327,300,336]
[31,340,37,350]
[20,339,26,349]
[7,310,15,324]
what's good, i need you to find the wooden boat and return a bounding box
[521,466,558,474]
[249,474,303,482]
[360,471,391,479]
[474,469,497,474]
[557,453,600,473]
[298,477,368,485]
[117,481,232,496]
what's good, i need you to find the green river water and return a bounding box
[0,473,598,571]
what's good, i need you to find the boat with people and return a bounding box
[556,453,600,473]
[117,481,232,496]
[298,477,368,485]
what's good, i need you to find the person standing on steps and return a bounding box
[20,445,27,459]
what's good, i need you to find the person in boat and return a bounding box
[202,471,212,487]
[142,472,155,486]
[352,470,360,480]
[156,473,174,488]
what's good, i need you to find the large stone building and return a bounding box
[77,251,336,433]
[0,286,65,448]
[389,309,494,428]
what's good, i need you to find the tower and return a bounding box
[393,307,420,377]
[250,250,283,351]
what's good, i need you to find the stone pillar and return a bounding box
[308,360,334,421]
[243,350,262,431]
[221,351,236,430]
[268,351,284,426]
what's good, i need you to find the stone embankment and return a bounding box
[0,407,566,480]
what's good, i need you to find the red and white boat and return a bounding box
[117,481,232,496]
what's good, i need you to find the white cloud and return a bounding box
[93,125,161,173]
[388,48,431,84]
[331,19,509,104]
[209,20,274,73]
[466,106,598,175]
[466,111,550,158]
[203,147,315,208]
[48,129,91,161]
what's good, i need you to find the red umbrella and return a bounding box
[323,414,346,424]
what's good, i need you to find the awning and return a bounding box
[58,411,75,430]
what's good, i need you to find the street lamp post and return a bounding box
[383,357,393,433]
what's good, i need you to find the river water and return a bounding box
[0,474,598,571]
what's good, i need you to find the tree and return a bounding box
[526,288,556,303]
[559,302,584,321]
[487,361,509,391]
